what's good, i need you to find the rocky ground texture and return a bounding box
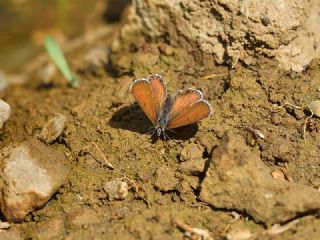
[0,0,320,239]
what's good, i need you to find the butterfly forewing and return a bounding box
[169,89,203,118]
[166,100,211,129]
[148,74,167,116]
[131,79,157,124]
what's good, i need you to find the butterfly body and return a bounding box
[155,97,172,136]
[130,74,212,138]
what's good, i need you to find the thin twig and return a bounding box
[201,73,228,80]
[266,219,300,235]
[275,102,313,141]
[276,102,302,110]
[91,141,114,169]
[173,219,213,240]
[121,174,139,192]
[231,50,240,69]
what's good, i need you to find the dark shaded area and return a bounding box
[109,104,198,141]
[104,0,131,22]
[36,82,56,90]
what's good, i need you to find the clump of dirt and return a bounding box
[0,2,320,240]
[120,0,320,72]
[200,131,320,225]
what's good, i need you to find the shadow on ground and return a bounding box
[109,104,198,141]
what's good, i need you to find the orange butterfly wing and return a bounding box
[148,74,167,116]
[166,89,211,129]
[169,89,203,118]
[130,74,167,124]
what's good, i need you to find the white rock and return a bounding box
[38,113,67,144]
[104,179,128,200]
[0,99,11,128]
[0,138,68,222]
[37,62,57,84]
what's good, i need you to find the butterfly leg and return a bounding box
[163,131,172,141]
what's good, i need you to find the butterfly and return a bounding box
[130,74,212,138]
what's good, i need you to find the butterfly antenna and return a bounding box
[167,129,176,133]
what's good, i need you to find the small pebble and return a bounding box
[154,166,179,191]
[38,113,67,144]
[84,46,108,67]
[0,71,8,91]
[104,179,128,200]
[180,143,204,161]
[264,193,274,199]
[0,99,11,128]
[0,221,10,229]
[175,181,192,194]
[308,100,320,117]
[37,62,57,84]
[158,43,174,56]
[178,160,205,175]
[271,169,285,180]
[227,228,252,240]
[246,127,265,139]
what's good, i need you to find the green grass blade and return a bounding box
[44,35,79,87]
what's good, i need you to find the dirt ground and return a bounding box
[1,2,320,240]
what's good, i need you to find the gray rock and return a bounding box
[0,99,11,128]
[0,138,68,222]
[200,131,320,225]
[38,113,67,144]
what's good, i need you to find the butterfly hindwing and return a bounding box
[169,89,203,119]
[166,89,211,129]
[166,100,211,129]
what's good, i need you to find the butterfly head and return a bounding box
[156,127,165,137]
[154,118,167,137]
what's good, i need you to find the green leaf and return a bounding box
[44,35,80,87]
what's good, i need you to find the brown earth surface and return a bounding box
[1,1,320,240]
